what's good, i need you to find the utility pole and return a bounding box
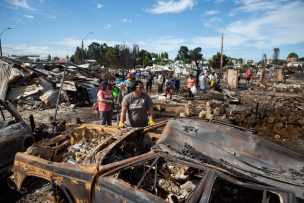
[0,28,12,57]
[142,51,145,68]
[81,32,93,64]
[220,33,224,77]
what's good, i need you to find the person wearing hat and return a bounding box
[97,81,114,125]
[123,73,135,93]
[118,80,155,128]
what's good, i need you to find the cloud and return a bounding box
[203,10,219,16]
[46,15,56,19]
[24,14,34,19]
[104,24,112,30]
[5,44,60,57]
[5,0,34,10]
[229,0,283,16]
[225,1,304,48]
[202,17,222,28]
[146,0,196,14]
[122,18,132,23]
[96,3,103,9]
[55,38,122,48]
[138,36,185,52]
[5,0,304,61]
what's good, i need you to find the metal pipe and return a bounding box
[136,157,159,189]
[256,102,259,120]
[81,32,93,50]
[153,159,158,195]
[0,28,11,56]
[52,62,68,134]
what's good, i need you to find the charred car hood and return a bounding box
[156,118,304,200]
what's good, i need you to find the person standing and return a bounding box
[164,75,175,100]
[187,74,196,99]
[119,80,155,128]
[146,71,154,93]
[97,81,114,125]
[157,73,165,93]
[199,73,206,94]
[245,68,252,86]
[174,77,180,94]
[135,70,141,81]
[209,72,216,89]
[124,73,135,93]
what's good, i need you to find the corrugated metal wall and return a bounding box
[0,60,12,100]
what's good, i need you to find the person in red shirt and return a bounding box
[97,81,114,125]
[187,74,196,99]
[245,68,252,86]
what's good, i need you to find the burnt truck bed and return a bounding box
[9,119,304,203]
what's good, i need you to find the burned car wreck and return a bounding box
[0,99,34,178]
[9,119,304,202]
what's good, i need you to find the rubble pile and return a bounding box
[228,97,304,138]
[64,133,113,163]
[115,157,204,202]
[101,129,160,165]
[1,59,106,109]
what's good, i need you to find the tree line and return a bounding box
[48,42,303,70]
[69,42,170,69]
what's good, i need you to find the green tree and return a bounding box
[106,46,119,69]
[99,43,109,65]
[144,51,152,67]
[208,52,228,69]
[87,42,101,63]
[47,54,51,62]
[74,47,83,64]
[175,46,190,63]
[287,52,298,59]
[298,57,304,61]
[190,47,203,84]
[70,55,75,63]
[160,52,168,59]
[150,53,158,59]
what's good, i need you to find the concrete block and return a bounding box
[213,108,220,116]
[198,110,207,118]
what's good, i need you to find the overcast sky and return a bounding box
[1,0,304,61]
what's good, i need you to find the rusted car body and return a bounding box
[10,119,304,202]
[0,99,34,178]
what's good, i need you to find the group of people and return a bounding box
[157,73,180,99]
[96,71,155,129]
[187,68,220,100]
[95,68,221,128]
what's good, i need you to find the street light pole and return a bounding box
[81,32,93,64]
[81,32,93,50]
[0,27,12,57]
